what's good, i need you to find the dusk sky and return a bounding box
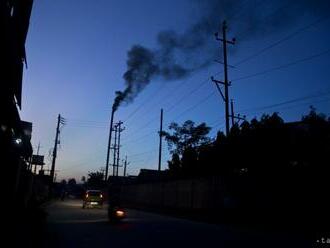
[20,0,330,182]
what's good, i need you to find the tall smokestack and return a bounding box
[105,105,115,181]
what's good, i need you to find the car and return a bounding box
[82,190,104,208]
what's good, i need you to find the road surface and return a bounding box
[42,199,313,248]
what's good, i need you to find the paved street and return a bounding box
[41,199,313,248]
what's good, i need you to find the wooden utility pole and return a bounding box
[211,21,235,136]
[158,109,163,171]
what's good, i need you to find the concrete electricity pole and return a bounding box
[158,108,163,171]
[231,99,235,127]
[123,156,129,177]
[230,99,246,126]
[211,21,235,136]
[33,142,41,174]
[105,107,115,181]
[50,114,65,183]
[112,123,118,177]
[116,121,124,176]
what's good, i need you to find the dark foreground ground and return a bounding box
[16,199,322,248]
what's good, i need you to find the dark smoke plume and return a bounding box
[113,0,330,110]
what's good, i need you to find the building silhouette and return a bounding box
[0,0,34,205]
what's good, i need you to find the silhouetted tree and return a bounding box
[181,147,199,175]
[162,109,330,227]
[81,176,86,184]
[162,120,211,156]
[167,153,181,175]
[300,106,330,173]
[163,120,211,176]
[87,171,105,189]
[68,178,76,186]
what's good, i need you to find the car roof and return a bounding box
[86,190,101,192]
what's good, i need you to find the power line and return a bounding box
[74,90,330,157]
[124,78,213,137]
[171,91,216,122]
[123,83,167,123]
[238,90,330,114]
[123,67,215,130]
[66,118,108,125]
[65,124,107,129]
[121,96,330,170]
[124,14,322,137]
[124,13,330,131]
[234,15,330,66]
[122,90,330,170]
[243,98,330,118]
[123,78,226,143]
[129,149,158,158]
[165,78,211,113]
[124,77,193,125]
[65,45,330,134]
[123,91,217,145]
[126,78,216,138]
[121,131,155,145]
[233,48,330,82]
[164,72,223,115]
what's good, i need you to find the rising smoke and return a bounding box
[112,0,330,111]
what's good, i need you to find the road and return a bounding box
[41,199,313,248]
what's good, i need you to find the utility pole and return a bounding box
[105,107,115,181]
[100,167,106,179]
[112,123,118,177]
[211,21,235,136]
[50,115,60,183]
[116,121,124,176]
[123,156,129,177]
[230,100,235,127]
[33,142,41,174]
[230,99,246,125]
[158,108,163,171]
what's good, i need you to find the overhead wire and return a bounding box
[127,5,330,135]
[64,5,330,174]
[238,90,330,114]
[234,15,330,66]
[232,48,330,82]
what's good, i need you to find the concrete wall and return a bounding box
[120,176,225,210]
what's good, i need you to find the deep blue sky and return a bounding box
[21,0,330,181]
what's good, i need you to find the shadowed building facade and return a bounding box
[0,0,34,205]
